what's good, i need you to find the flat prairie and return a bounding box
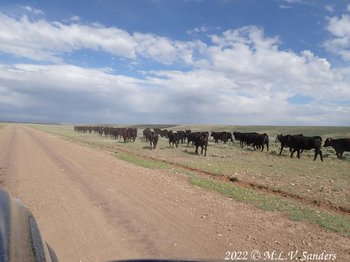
[1,123,348,261]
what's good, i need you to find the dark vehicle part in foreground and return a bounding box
[0,188,57,262]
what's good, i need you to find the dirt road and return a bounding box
[0,125,349,261]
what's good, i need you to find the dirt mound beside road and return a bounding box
[0,125,349,261]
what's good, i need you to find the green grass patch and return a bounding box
[116,152,173,170]
[188,176,350,237]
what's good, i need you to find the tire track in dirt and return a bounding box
[0,126,228,260]
[21,127,216,258]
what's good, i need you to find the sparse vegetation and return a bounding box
[188,176,350,237]
[29,123,350,237]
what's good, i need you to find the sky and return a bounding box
[0,0,350,125]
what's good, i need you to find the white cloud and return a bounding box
[0,12,197,65]
[278,0,303,9]
[201,26,349,102]
[0,13,350,125]
[279,5,292,9]
[133,33,195,64]
[0,63,160,123]
[0,13,137,62]
[187,26,213,35]
[283,0,302,3]
[20,5,44,15]
[325,5,334,13]
[70,15,81,22]
[0,55,349,125]
[324,9,350,61]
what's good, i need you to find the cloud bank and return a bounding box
[324,5,350,61]
[0,11,349,125]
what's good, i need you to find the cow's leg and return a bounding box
[291,149,296,158]
[315,149,323,161]
[336,150,344,159]
[313,149,323,161]
[297,150,301,159]
[279,146,284,155]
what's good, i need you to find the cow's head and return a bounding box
[324,137,332,147]
[276,134,283,142]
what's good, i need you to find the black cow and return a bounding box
[143,128,158,149]
[177,130,187,144]
[122,128,137,143]
[324,138,350,159]
[287,135,323,161]
[160,129,169,138]
[143,128,151,141]
[210,131,233,143]
[233,132,268,151]
[186,130,196,147]
[168,131,179,148]
[251,133,269,152]
[276,134,303,155]
[154,128,162,136]
[233,132,258,147]
[233,131,243,146]
[193,132,209,156]
[123,128,131,143]
[149,131,159,149]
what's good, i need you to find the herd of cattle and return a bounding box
[74,126,350,161]
[74,125,137,142]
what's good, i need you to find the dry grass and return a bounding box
[30,124,350,212]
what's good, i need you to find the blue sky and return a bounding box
[0,0,349,125]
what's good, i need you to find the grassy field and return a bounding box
[27,123,350,236]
